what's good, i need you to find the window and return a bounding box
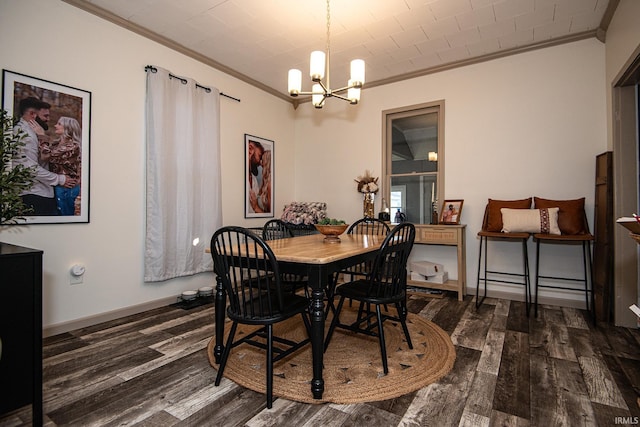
[382,101,444,224]
[390,187,405,213]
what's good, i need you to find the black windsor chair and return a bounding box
[210,226,311,409]
[325,217,391,315]
[262,219,310,297]
[323,222,416,374]
[262,219,294,241]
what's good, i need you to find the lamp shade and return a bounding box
[288,69,302,95]
[350,59,365,85]
[310,51,326,81]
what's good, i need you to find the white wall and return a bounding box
[293,38,607,301]
[0,0,296,330]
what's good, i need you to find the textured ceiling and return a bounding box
[64,0,614,103]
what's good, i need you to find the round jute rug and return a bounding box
[207,306,456,404]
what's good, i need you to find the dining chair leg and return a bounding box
[526,241,532,311]
[324,296,346,351]
[534,239,541,318]
[366,302,375,328]
[266,324,273,409]
[582,241,589,312]
[356,300,366,323]
[476,236,488,308]
[300,311,312,338]
[396,302,413,349]
[347,273,355,307]
[215,322,238,386]
[583,240,596,325]
[375,304,389,374]
[522,238,530,317]
[324,273,339,317]
[214,275,226,364]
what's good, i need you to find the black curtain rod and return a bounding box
[144,65,240,102]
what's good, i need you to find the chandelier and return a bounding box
[287,0,365,108]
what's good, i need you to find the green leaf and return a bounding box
[0,109,36,224]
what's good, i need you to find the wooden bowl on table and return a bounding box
[314,224,349,243]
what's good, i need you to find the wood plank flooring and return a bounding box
[2,292,640,427]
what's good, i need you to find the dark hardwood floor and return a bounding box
[2,291,639,427]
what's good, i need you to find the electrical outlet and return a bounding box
[70,273,83,285]
[70,264,85,285]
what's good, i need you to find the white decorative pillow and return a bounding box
[500,207,561,235]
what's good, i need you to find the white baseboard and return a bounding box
[43,296,178,338]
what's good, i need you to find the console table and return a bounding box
[409,224,467,301]
[0,243,43,426]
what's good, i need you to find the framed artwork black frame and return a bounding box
[2,69,91,224]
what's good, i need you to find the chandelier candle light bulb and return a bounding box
[287,69,302,95]
[350,59,365,86]
[310,51,326,81]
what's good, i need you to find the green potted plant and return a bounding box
[1,108,36,225]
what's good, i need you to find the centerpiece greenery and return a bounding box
[314,217,349,243]
[317,218,346,225]
[1,109,36,225]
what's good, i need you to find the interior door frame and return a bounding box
[612,46,640,327]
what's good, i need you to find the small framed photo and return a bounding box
[2,69,91,224]
[245,134,274,218]
[440,199,463,224]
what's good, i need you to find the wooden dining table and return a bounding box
[212,232,385,400]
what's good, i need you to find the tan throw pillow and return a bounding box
[533,197,586,235]
[500,207,561,235]
[485,198,532,232]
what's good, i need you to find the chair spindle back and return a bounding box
[211,226,284,321]
[367,222,416,299]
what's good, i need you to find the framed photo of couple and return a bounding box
[2,69,91,224]
[245,134,274,219]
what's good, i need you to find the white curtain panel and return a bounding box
[145,67,222,282]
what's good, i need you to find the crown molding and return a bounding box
[365,30,599,90]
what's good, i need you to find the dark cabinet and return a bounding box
[0,243,43,425]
